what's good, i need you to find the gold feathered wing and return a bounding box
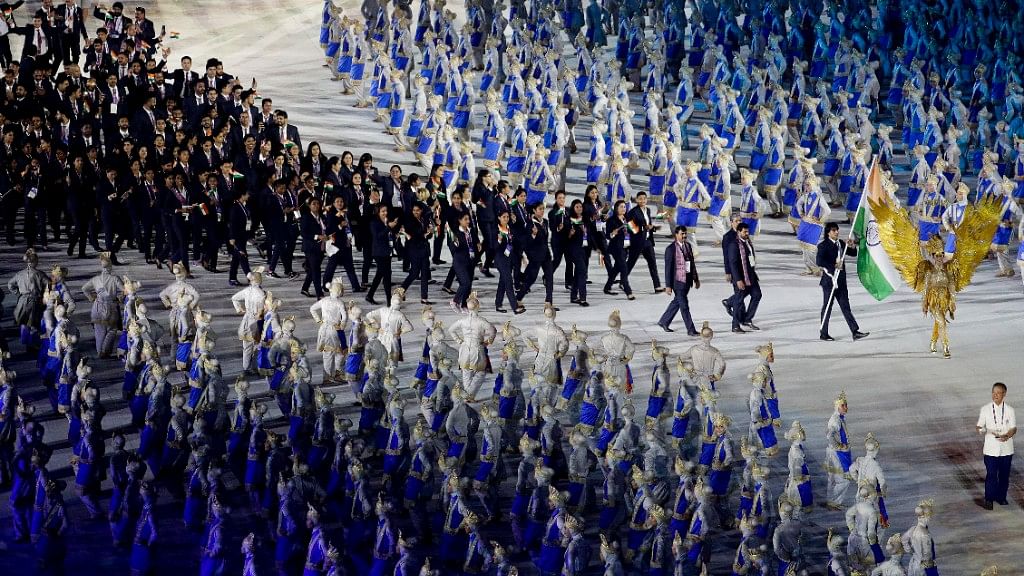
[947,196,1004,291]
[868,197,927,292]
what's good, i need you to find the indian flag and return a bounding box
[851,158,900,301]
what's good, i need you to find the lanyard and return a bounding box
[993,403,1006,425]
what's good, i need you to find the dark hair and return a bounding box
[674,226,688,234]
[825,222,840,234]
[554,190,566,198]
[359,153,374,165]
[636,191,648,198]
[736,222,750,232]
[993,382,1008,393]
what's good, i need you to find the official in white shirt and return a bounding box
[975,382,1016,509]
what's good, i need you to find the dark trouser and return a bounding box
[302,249,325,297]
[984,454,1013,503]
[102,208,125,255]
[518,257,553,303]
[1,191,20,243]
[229,241,251,281]
[140,208,163,260]
[269,225,297,274]
[732,281,762,328]
[48,197,65,241]
[659,281,697,333]
[604,246,632,295]
[480,221,497,269]
[820,285,859,336]
[551,241,572,287]
[24,196,47,247]
[432,229,445,262]
[453,258,473,307]
[168,219,189,265]
[0,35,11,68]
[401,245,430,299]
[494,256,518,309]
[324,249,361,291]
[360,241,373,285]
[204,219,224,268]
[62,34,81,64]
[367,255,392,304]
[67,204,91,256]
[569,249,588,302]
[626,241,661,290]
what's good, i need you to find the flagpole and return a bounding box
[819,155,876,335]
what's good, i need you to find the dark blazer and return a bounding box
[300,210,326,253]
[171,68,200,100]
[265,123,302,152]
[725,236,759,285]
[524,217,551,262]
[448,225,477,263]
[721,228,737,275]
[816,238,856,289]
[369,217,393,258]
[626,205,656,247]
[13,25,59,59]
[55,4,89,41]
[663,241,699,288]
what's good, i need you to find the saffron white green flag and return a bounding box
[851,159,900,301]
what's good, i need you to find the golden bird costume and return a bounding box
[869,195,1003,358]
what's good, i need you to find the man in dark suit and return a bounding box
[720,213,742,317]
[227,182,253,286]
[725,222,761,333]
[92,1,130,53]
[625,191,663,293]
[816,222,870,341]
[83,38,112,75]
[658,226,700,335]
[14,12,57,69]
[266,109,301,153]
[55,0,88,65]
[518,202,554,306]
[170,55,199,100]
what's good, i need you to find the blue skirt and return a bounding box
[537,544,564,572]
[389,109,406,129]
[345,352,364,379]
[749,151,767,170]
[484,140,501,161]
[498,395,516,419]
[839,175,855,194]
[269,369,286,391]
[118,331,129,353]
[586,164,603,184]
[351,63,365,80]
[823,159,840,177]
[756,424,778,450]
[337,55,352,75]
[526,189,547,206]
[245,458,264,486]
[676,206,699,227]
[579,402,599,428]
[743,217,760,235]
[480,74,494,92]
[797,479,813,508]
[176,342,192,367]
[788,102,803,119]
[507,156,526,174]
[708,469,731,495]
[547,149,562,167]
[672,415,690,439]
[918,221,940,242]
[708,196,728,217]
[646,397,667,420]
[663,188,678,208]
[796,221,823,246]
[649,174,666,197]
[845,191,863,212]
[326,42,340,58]
[376,93,392,109]
[835,449,853,472]
[130,544,153,574]
[453,110,470,129]
[944,232,957,254]
[257,346,272,371]
[474,461,494,482]
[699,441,715,467]
[415,135,434,155]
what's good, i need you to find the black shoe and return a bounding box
[496,308,508,313]
[229,280,241,286]
[287,272,299,280]
[658,323,674,333]
[111,256,125,266]
[301,290,315,298]
[66,245,74,257]
[441,287,456,295]
[603,289,618,296]
[570,298,580,304]
[721,298,733,315]
[432,259,446,265]
[428,279,438,285]
[820,334,835,341]
[482,269,494,278]
[267,271,281,278]
[626,294,635,301]
[732,327,746,333]
[997,499,1009,505]
[981,500,994,510]
[852,331,870,341]
[366,296,379,305]
[743,322,760,331]
[421,300,433,305]
[514,307,526,315]
[578,301,589,307]
[687,330,699,336]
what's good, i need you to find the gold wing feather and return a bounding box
[948,196,1003,292]
[868,197,926,292]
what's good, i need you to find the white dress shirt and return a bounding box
[977,401,1016,457]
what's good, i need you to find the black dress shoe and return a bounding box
[514,307,526,315]
[301,290,315,298]
[496,308,508,313]
[481,269,494,278]
[578,301,589,307]
[570,298,580,304]
[743,322,760,331]
[229,280,241,286]
[267,271,281,278]
[421,300,434,305]
[721,298,733,315]
[66,245,74,257]
[603,289,618,296]
[441,287,456,295]
[626,294,635,301]
[820,334,835,341]
[658,323,674,333]
[365,296,379,305]
[432,259,446,265]
[732,327,746,333]
[981,500,994,510]
[852,331,870,341]
[687,331,699,336]
[997,499,1009,505]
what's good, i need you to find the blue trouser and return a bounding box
[984,454,1013,503]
